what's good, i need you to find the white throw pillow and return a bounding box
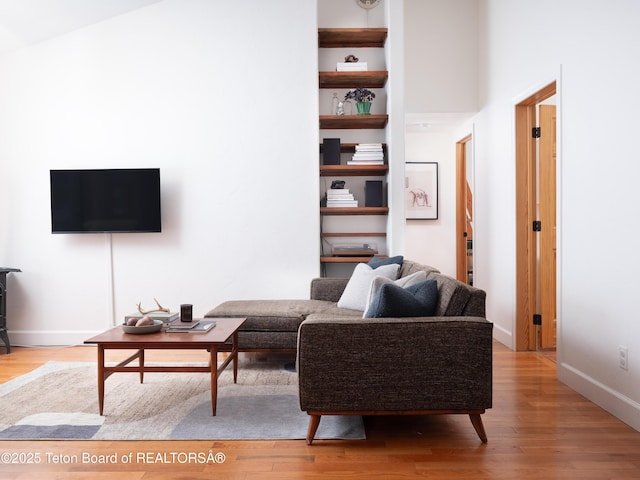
[337,263,400,311]
[362,270,427,318]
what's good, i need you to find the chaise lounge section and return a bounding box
[204,259,486,353]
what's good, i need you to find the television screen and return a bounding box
[50,168,161,234]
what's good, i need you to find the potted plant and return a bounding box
[344,87,375,115]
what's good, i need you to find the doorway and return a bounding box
[515,81,557,351]
[456,134,473,285]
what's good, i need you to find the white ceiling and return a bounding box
[0,0,162,55]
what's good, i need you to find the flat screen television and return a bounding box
[50,168,161,234]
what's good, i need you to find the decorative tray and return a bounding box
[122,319,163,334]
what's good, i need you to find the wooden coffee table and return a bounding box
[84,317,246,416]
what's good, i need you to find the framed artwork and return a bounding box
[405,162,438,220]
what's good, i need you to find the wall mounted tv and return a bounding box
[50,168,161,234]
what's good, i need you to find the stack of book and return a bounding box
[124,311,179,324]
[326,188,358,208]
[348,143,384,165]
[336,62,368,71]
[166,319,217,333]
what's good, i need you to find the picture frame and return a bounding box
[405,162,438,220]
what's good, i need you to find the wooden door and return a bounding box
[539,105,557,348]
[515,81,556,351]
[456,135,473,285]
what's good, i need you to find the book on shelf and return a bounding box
[353,149,383,155]
[336,62,368,71]
[166,320,216,333]
[352,153,384,160]
[327,189,354,199]
[326,187,357,206]
[351,159,383,164]
[327,192,353,198]
[326,199,358,207]
[347,143,384,165]
[355,143,383,150]
[348,143,384,164]
[167,319,201,329]
[124,311,179,323]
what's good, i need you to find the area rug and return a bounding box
[0,359,365,441]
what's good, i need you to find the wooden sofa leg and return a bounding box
[469,414,488,443]
[306,414,321,445]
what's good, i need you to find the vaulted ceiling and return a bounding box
[0,0,162,55]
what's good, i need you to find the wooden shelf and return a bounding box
[318,27,390,274]
[319,71,388,89]
[320,114,388,129]
[321,207,388,216]
[318,28,388,48]
[320,142,387,153]
[321,232,386,237]
[320,256,378,264]
[320,164,388,176]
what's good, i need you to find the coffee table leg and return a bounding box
[97,345,105,416]
[139,349,145,383]
[232,331,238,384]
[210,346,218,416]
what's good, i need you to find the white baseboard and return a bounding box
[558,362,640,432]
[492,322,513,350]
[7,330,105,348]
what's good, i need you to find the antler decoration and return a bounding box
[137,298,170,315]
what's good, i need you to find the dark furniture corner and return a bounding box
[205,258,492,444]
[0,268,21,354]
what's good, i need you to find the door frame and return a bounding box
[456,134,473,283]
[515,80,556,351]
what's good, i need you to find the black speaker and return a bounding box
[322,138,341,165]
[180,304,193,322]
[365,180,383,207]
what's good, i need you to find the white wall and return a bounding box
[404,125,458,277]
[0,0,319,345]
[404,0,478,113]
[318,0,386,27]
[473,0,640,430]
[402,0,640,432]
[402,0,478,278]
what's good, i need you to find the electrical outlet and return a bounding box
[619,346,629,371]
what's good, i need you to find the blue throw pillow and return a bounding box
[368,255,404,269]
[364,279,438,318]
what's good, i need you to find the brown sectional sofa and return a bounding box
[205,259,493,443]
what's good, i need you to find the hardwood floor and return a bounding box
[1,342,640,479]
